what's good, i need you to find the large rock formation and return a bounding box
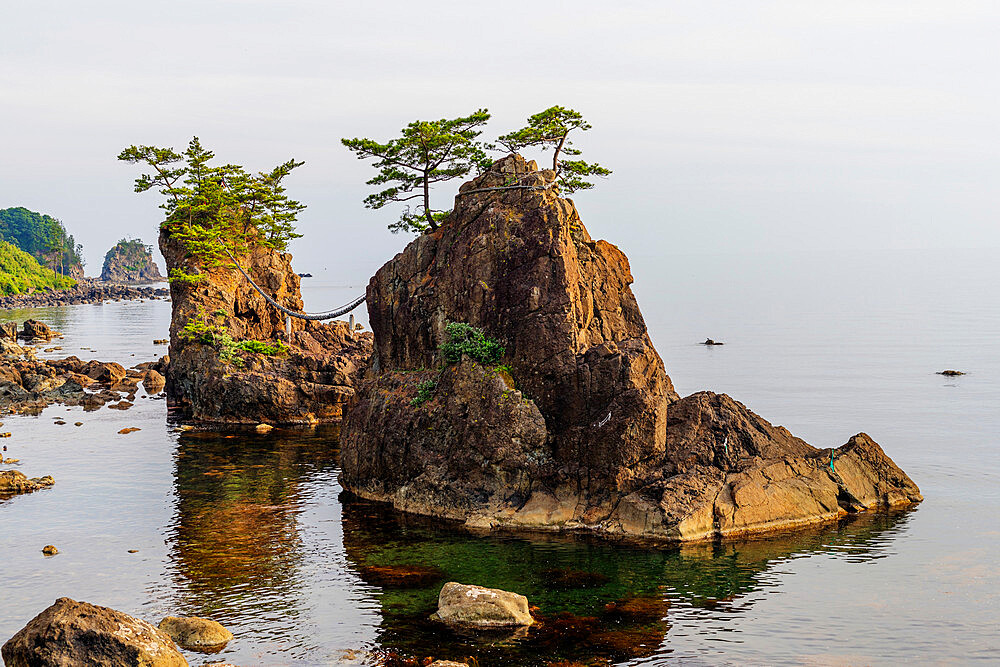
[1,597,188,667]
[340,155,921,542]
[101,238,165,283]
[160,226,372,424]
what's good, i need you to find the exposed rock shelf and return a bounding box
[340,155,921,542]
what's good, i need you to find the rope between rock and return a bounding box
[220,245,365,321]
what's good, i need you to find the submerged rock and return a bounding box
[158,616,233,651]
[41,545,58,555]
[340,154,921,542]
[432,582,533,628]
[1,597,188,666]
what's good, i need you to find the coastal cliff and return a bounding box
[159,226,371,424]
[340,155,922,541]
[101,238,164,283]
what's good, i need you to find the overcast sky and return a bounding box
[2,0,998,281]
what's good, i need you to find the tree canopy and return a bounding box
[342,110,491,234]
[496,106,611,193]
[118,137,304,281]
[0,207,84,276]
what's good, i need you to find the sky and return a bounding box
[1,0,998,283]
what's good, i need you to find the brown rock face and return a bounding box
[340,155,921,542]
[159,226,372,424]
[362,155,676,492]
[1,597,188,667]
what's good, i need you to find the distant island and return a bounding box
[101,238,164,284]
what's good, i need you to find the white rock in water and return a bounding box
[432,582,533,628]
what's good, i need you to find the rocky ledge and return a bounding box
[0,280,168,310]
[339,155,921,542]
[160,226,371,424]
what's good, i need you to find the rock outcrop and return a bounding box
[0,469,54,497]
[1,597,188,667]
[340,155,922,542]
[159,226,372,424]
[0,336,165,415]
[101,238,165,283]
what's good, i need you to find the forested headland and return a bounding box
[0,207,84,277]
[0,239,76,296]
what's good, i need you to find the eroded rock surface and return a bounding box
[0,470,54,497]
[0,338,165,415]
[340,155,921,542]
[1,597,188,667]
[160,227,372,424]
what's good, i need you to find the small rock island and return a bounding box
[337,155,922,542]
[101,238,164,284]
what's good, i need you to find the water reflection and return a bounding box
[164,427,339,628]
[339,491,914,665]
[164,427,914,666]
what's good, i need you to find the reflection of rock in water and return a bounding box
[165,426,339,617]
[340,494,915,666]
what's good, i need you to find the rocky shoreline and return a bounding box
[0,280,169,310]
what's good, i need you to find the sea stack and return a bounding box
[101,238,165,283]
[158,226,372,424]
[339,155,922,541]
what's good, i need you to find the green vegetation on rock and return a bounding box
[440,321,505,364]
[497,106,611,193]
[0,207,84,276]
[118,137,304,282]
[342,110,492,234]
[0,239,76,296]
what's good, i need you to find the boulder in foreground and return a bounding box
[432,582,533,629]
[341,155,921,542]
[1,597,188,667]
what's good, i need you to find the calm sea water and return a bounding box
[0,249,997,666]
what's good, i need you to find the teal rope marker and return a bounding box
[830,450,836,472]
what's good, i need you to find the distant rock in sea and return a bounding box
[101,238,164,284]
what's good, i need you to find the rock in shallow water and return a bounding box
[432,582,533,629]
[158,616,234,651]
[0,470,54,496]
[1,597,188,667]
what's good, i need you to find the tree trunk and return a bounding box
[423,168,436,230]
[553,131,568,171]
